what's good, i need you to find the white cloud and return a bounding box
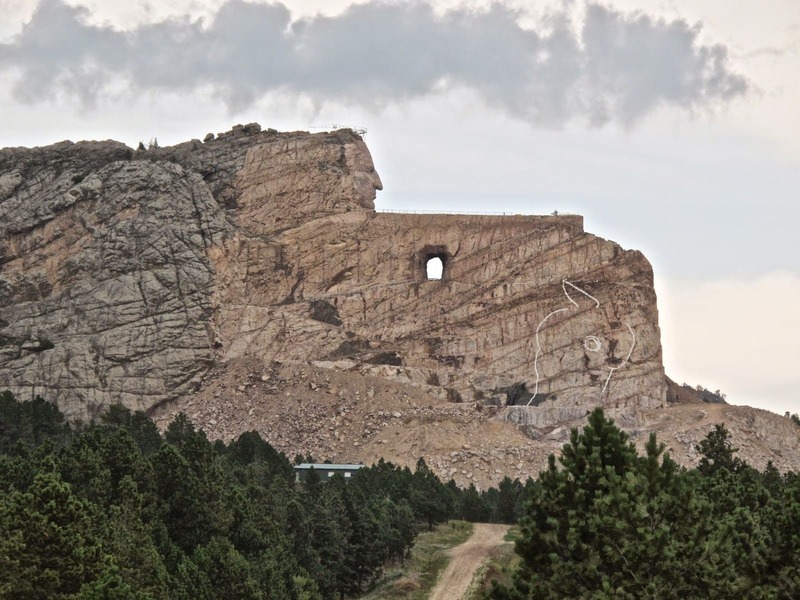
[0,0,747,127]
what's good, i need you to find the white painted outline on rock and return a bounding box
[583,336,602,353]
[562,278,600,309]
[527,279,636,406]
[531,307,569,402]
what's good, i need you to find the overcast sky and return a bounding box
[1,0,798,416]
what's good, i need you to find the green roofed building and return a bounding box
[294,463,365,483]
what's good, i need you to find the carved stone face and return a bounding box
[345,139,383,209]
[557,316,636,383]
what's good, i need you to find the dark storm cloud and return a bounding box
[0,0,748,125]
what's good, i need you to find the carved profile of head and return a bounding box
[344,138,383,209]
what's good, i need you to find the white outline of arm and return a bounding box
[562,279,600,309]
[528,307,569,406]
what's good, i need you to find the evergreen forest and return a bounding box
[489,409,800,599]
[1,391,798,598]
[0,391,526,599]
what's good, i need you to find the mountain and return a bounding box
[2,124,798,485]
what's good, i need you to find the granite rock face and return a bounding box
[0,125,665,423]
[0,142,230,420]
[213,211,666,420]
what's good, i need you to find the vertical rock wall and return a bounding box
[0,143,229,420]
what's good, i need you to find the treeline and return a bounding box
[0,391,524,599]
[490,409,800,599]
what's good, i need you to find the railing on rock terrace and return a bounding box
[375,208,580,216]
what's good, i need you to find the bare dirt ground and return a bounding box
[152,358,800,490]
[429,523,511,600]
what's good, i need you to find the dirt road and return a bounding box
[429,523,511,600]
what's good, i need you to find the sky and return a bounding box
[1,0,798,416]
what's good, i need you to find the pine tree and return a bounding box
[697,423,742,475]
[496,477,520,524]
[0,466,107,597]
[101,405,163,456]
[458,483,489,522]
[0,391,70,452]
[409,458,449,529]
[492,409,735,599]
[177,538,263,600]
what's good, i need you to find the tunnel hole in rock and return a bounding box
[426,255,444,280]
[417,245,451,282]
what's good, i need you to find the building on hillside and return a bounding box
[294,463,365,483]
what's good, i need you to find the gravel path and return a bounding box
[428,523,511,600]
